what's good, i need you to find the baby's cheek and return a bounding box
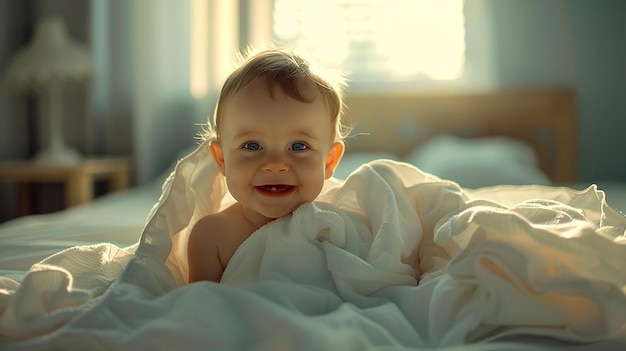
[226,157,255,173]
[301,170,327,200]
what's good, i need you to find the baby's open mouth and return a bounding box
[256,184,295,196]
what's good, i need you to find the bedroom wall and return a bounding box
[0,0,32,161]
[0,0,34,221]
[488,0,626,182]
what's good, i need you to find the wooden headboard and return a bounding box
[343,88,578,184]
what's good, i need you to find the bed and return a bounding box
[1,88,625,351]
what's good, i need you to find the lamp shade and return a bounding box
[4,16,93,91]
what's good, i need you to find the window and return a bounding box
[272,0,465,84]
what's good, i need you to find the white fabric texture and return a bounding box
[1,141,625,350]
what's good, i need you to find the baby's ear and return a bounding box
[324,141,344,179]
[210,141,226,175]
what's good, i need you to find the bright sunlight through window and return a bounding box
[190,0,239,98]
[190,0,209,98]
[273,0,465,82]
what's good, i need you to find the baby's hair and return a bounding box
[202,47,350,142]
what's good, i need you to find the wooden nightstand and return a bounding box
[0,157,131,215]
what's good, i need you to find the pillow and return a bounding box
[334,152,398,179]
[405,135,551,188]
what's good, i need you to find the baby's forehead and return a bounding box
[234,76,320,102]
[216,75,339,140]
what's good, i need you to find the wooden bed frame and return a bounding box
[343,88,578,184]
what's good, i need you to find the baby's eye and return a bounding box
[242,141,261,151]
[289,142,308,151]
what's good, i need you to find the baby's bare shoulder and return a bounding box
[189,205,248,244]
[187,213,228,283]
[192,213,224,231]
[189,212,228,243]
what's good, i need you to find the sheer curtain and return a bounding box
[129,1,197,184]
[92,0,236,185]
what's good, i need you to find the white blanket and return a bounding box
[1,142,625,351]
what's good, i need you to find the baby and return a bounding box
[187,48,349,283]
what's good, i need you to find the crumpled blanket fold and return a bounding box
[1,141,625,351]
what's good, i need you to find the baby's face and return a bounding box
[211,78,343,225]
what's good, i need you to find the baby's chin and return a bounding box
[259,203,308,221]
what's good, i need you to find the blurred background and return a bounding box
[1,0,625,221]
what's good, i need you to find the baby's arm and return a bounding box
[187,217,224,283]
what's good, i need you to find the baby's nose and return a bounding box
[262,154,289,172]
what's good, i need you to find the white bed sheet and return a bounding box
[0,181,161,282]
[1,144,625,351]
[1,153,625,351]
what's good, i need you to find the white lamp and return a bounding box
[4,16,94,165]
